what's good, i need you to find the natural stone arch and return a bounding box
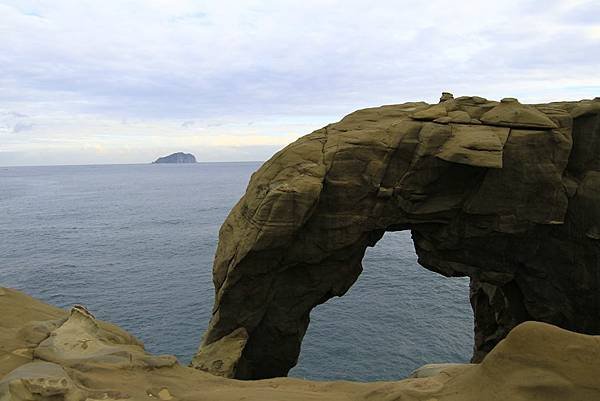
[290,229,473,381]
[191,95,600,380]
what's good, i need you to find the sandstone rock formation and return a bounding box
[193,94,600,379]
[2,287,600,400]
[152,152,197,164]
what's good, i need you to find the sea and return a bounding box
[0,162,473,381]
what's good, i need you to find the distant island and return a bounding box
[153,152,197,164]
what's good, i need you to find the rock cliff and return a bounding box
[2,287,600,401]
[153,152,197,164]
[193,94,600,379]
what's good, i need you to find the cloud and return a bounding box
[0,0,599,165]
[12,122,34,133]
[0,110,33,134]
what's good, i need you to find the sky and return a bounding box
[1,0,599,166]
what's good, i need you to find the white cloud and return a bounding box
[0,0,599,165]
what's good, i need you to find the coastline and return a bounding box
[2,286,599,401]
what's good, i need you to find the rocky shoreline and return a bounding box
[2,287,599,400]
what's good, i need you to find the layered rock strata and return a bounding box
[2,287,600,401]
[193,94,600,379]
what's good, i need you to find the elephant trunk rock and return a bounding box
[192,95,600,380]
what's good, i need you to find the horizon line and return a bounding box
[0,160,266,169]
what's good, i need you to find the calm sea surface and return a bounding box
[0,163,473,381]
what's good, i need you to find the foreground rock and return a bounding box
[1,287,600,400]
[195,94,600,379]
[152,152,197,164]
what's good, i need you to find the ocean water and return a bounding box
[0,163,473,381]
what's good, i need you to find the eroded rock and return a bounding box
[409,363,473,378]
[191,327,248,378]
[34,306,177,371]
[2,288,600,400]
[195,95,600,379]
[0,361,81,401]
[480,99,559,129]
[0,290,182,401]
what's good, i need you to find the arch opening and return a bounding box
[288,231,473,381]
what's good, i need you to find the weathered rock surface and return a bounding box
[2,287,600,400]
[152,152,197,164]
[190,327,248,378]
[194,94,600,379]
[408,363,475,378]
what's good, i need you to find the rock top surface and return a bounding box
[152,152,197,164]
[194,94,600,379]
[2,287,600,401]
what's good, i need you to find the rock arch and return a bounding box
[191,95,600,380]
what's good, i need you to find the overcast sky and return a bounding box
[1,0,599,166]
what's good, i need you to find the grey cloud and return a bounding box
[0,110,33,134]
[9,111,29,118]
[170,11,209,23]
[12,122,34,133]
